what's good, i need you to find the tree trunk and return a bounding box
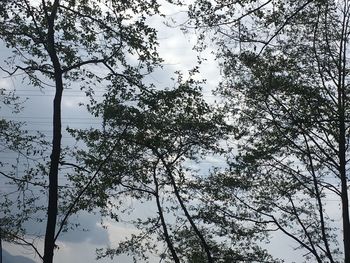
[43,0,63,263]
[339,115,350,263]
[0,228,2,263]
[153,165,180,263]
[338,7,350,261]
[162,161,213,263]
[43,1,62,261]
[43,68,63,263]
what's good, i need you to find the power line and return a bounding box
[1,116,100,120]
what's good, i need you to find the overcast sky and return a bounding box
[0,2,222,263]
[0,1,344,263]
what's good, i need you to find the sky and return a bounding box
[0,1,221,262]
[0,1,345,263]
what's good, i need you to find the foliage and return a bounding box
[0,88,49,253]
[4,0,350,262]
[188,0,350,262]
[0,0,161,88]
[0,0,162,261]
[68,74,247,262]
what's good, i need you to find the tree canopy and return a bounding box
[0,0,162,262]
[2,0,350,262]
[188,0,350,262]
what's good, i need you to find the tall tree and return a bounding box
[0,1,161,262]
[67,67,280,262]
[188,0,350,262]
[68,76,230,262]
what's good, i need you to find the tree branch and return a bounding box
[2,230,43,260]
[258,0,313,55]
[54,127,128,242]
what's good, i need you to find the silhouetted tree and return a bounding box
[68,75,229,262]
[0,1,161,262]
[188,0,350,262]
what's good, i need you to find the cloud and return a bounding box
[0,78,13,91]
[57,211,110,246]
[3,249,36,263]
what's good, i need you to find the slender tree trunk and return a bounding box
[161,160,213,263]
[43,68,63,263]
[340,170,350,263]
[339,115,350,263]
[152,165,180,263]
[303,136,334,262]
[43,2,62,262]
[338,4,350,261]
[340,10,350,262]
[339,95,350,262]
[0,228,2,263]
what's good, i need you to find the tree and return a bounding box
[188,0,350,262]
[67,65,281,261]
[0,1,161,262]
[68,75,230,262]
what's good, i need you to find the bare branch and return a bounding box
[2,230,43,260]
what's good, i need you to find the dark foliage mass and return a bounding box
[1,0,350,263]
